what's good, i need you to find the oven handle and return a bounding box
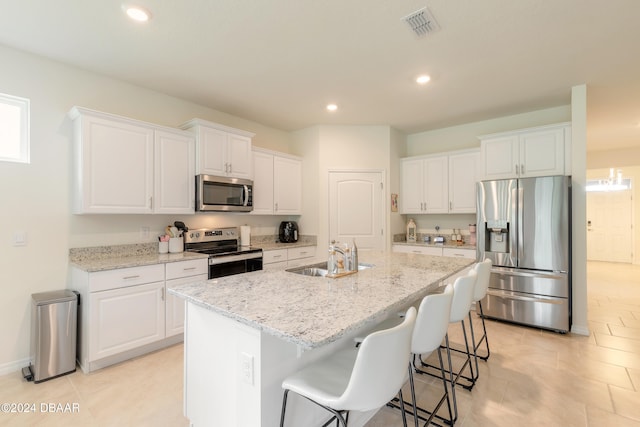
[209,252,263,265]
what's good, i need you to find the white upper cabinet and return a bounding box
[251,148,302,215]
[70,107,194,214]
[448,150,479,213]
[401,150,478,214]
[154,129,196,214]
[479,123,571,180]
[401,155,448,214]
[181,119,254,179]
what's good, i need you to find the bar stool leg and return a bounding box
[475,301,491,361]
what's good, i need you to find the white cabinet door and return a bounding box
[154,129,195,214]
[274,156,302,214]
[251,149,302,215]
[89,281,165,361]
[442,247,476,259]
[481,135,519,180]
[480,123,569,180]
[449,151,479,213]
[227,134,253,179]
[190,122,253,179]
[73,110,154,213]
[166,273,207,337]
[251,150,275,214]
[423,156,448,213]
[518,127,565,177]
[400,158,425,214]
[198,126,228,176]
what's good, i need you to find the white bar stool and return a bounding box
[469,259,492,362]
[416,270,476,424]
[279,307,417,427]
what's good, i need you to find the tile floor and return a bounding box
[1,261,639,427]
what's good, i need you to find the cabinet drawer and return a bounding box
[287,246,316,260]
[166,259,208,280]
[442,248,476,259]
[393,245,443,256]
[263,249,287,264]
[89,264,165,292]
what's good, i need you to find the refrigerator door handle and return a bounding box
[517,186,524,264]
[486,290,565,305]
[491,268,567,280]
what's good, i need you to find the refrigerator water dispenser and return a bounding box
[485,220,509,253]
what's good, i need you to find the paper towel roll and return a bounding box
[240,226,251,247]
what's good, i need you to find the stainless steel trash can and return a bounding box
[26,290,78,383]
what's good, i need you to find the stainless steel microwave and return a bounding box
[195,174,253,212]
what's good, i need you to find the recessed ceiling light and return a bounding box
[416,75,431,85]
[123,5,152,22]
[326,104,338,112]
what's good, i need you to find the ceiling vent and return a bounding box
[403,7,440,36]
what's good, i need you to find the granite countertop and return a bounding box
[251,234,317,251]
[69,243,209,272]
[169,251,473,350]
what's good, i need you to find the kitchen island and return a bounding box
[169,251,474,427]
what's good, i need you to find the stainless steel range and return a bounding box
[184,227,263,279]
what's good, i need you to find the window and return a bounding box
[0,93,30,163]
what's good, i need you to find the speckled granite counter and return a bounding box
[169,251,473,350]
[251,234,317,251]
[69,243,209,272]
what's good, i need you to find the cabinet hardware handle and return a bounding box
[521,163,525,174]
[273,255,282,258]
[300,251,307,255]
[161,288,165,301]
[515,164,519,175]
[229,163,232,173]
[183,267,196,271]
[122,275,140,280]
[149,197,153,209]
[275,202,278,211]
[449,201,452,210]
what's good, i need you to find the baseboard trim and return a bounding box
[0,357,31,377]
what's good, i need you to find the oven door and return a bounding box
[208,252,263,279]
[196,174,253,212]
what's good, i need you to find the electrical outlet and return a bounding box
[240,352,254,385]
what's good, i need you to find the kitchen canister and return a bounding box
[158,241,169,254]
[169,237,183,253]
[406,218,417,243]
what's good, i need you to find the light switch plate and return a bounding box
[240,352,254,385]
[13,231,27,246]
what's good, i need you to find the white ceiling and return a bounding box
[1,0,639,152]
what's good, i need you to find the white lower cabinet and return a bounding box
[72,258,207,372]
[165,259,208,337]
[89,281,165,361]
[392,244,443,256]
[263,246,317,270]
[442,247,476,259]
[393,244,476,259]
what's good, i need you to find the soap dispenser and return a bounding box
[350,239,358,271]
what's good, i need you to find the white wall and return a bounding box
[292,125,397,250]
[0,45,293,372]
[406,106,571,156]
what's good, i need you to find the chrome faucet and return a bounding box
[329,240,354,272]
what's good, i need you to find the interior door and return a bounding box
[587,190,633,263]
[329,171,385,251]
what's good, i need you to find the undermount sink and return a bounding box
[286,262,373,278]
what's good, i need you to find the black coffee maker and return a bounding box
[279,221,299,243]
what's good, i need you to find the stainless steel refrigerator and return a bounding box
[476,175,571,332]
